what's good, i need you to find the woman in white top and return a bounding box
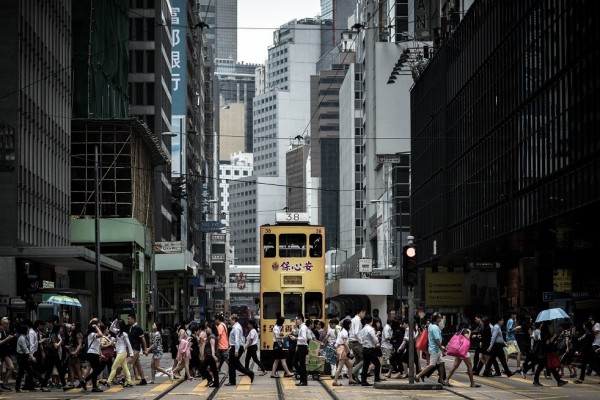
[332,319,359,386]
[270,316,294,378]
[81,320,105,392]
[244,320,267,375]
[107,319,134,387]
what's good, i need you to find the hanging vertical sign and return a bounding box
[171,0,187,116]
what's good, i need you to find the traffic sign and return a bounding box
[358,258,373,273]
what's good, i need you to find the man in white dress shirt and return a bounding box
[225,315,254,386]
[349,308,366,380]
[294,314,309,386]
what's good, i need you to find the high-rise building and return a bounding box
[411,0,600,313]
[198,0,237,61]
[229,18,322,265]
[129,0,174,242]
[216,58,258,155]
[0,0,75,311]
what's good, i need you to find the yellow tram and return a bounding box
[259,212,325,366]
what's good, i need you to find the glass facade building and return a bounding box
[411,0,600,308]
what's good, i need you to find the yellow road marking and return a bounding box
[150,381,173,392]
[236,376,252,390]
[476,376,514,390]
[193,381,209,392]
[104,385,124,393]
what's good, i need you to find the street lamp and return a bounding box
[330,247,348,280]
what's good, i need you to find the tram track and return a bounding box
[275,376,340,400]
[206,375,228,400]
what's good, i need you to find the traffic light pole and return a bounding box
[408,285,415,384]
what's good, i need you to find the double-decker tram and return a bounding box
[259,212,325,367]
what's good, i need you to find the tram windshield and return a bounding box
[262,292,280,319]
[309,234,322,257]
[279,234,306,257]
[283,293,302,319]
[305,292,323,319]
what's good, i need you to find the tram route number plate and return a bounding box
[282,275,303,286]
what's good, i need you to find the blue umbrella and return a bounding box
[535,307,569,322]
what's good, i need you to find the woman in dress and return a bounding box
[332,319,359,386]
[67,322,84,388]
[443,324,480,388]
[147,323,173,383]
[270,316,294,378]
[106,319,134,387]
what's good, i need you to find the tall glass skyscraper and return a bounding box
[199,0,237,61]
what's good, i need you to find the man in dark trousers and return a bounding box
[225,314,254,386]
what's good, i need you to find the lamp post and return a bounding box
[330,248,348,280]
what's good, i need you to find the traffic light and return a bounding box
[403,245,418,287]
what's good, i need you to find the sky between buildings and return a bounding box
[237,0,321,64]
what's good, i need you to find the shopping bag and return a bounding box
[416,331,429,353]
[446,331,470,358]
[503,343,517,357]
[546,352,561,369]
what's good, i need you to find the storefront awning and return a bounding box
[0,246,122,272]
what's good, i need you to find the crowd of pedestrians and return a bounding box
[0,314,171,393]
[2,309,599,392]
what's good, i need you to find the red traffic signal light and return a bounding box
[403,245,418,287]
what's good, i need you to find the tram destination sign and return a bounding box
[282,275,303,287]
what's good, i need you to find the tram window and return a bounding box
[263,234,276,258]
[279,234,306,257]
[283,293,302,320]
[262,292,281,319]
[309,234,322,257]
[305,292,323,319]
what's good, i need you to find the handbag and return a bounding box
[416,331,429,353]
[447,330,470,358]
[101,344,115,360]
[546,352,561,369]
[503,342,517,357]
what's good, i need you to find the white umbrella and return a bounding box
[535,307,569,322]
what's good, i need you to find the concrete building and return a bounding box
[310,44,356,253]
[215,58,258,155]
[218,152,254,231]
[0,0,138,322]
[128,0,174,244]
[156,0,209,325]
[338,61,365,261]
[229,18,322,265]
[219,103,246,160]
